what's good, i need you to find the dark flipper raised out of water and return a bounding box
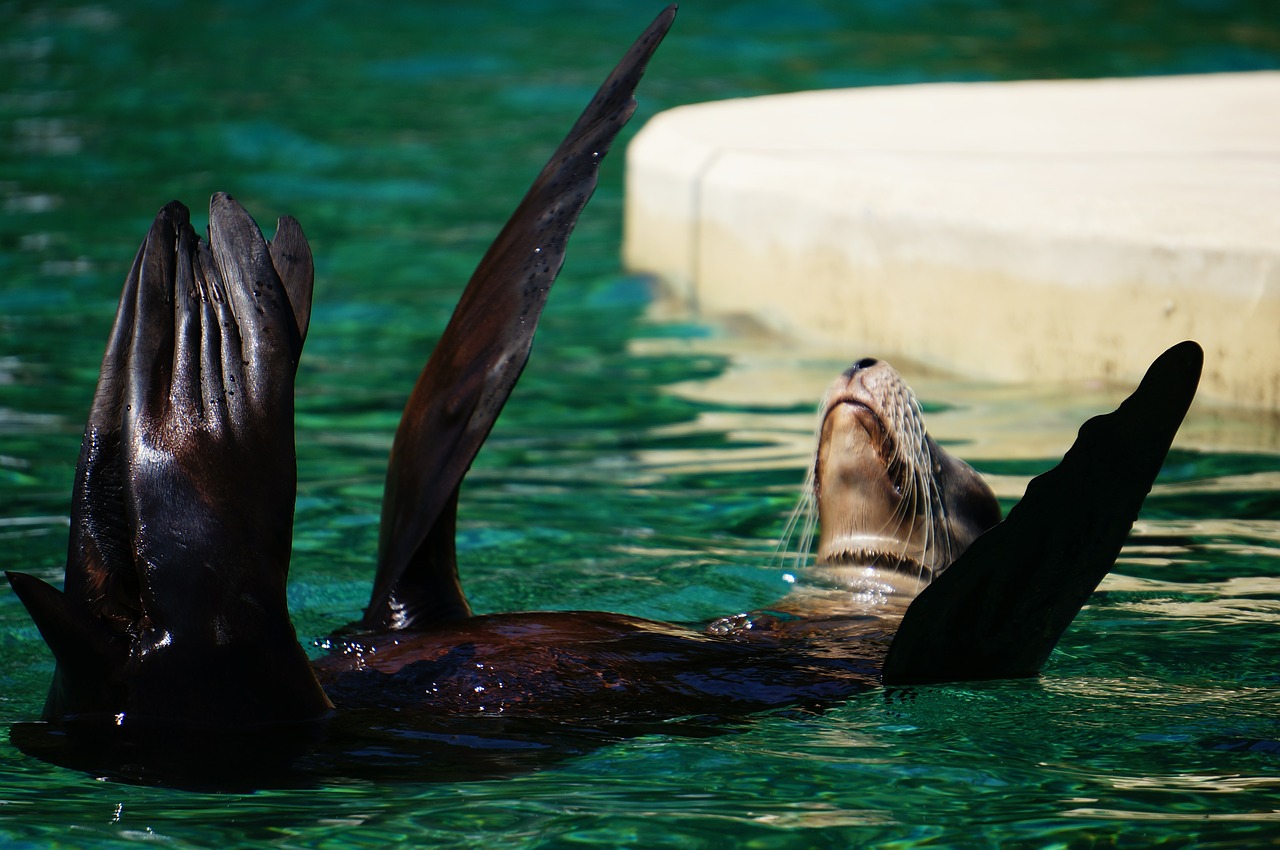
[881,341,1203,685]
[361,4,678,634]
[5,3,1203,786]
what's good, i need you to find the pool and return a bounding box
[2,0,1279,846]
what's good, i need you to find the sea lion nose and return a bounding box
[840,358,879,383]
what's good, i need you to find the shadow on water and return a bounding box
[9,713,745,791]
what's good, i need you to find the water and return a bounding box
[2,0,1280,846]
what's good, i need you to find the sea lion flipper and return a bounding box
[124,195,309,623]
[5,571,123,720]
[60,204,190,627]
[268,214,314,347]
[207,192,307,390]
[21,197,329,728]
[360,6,677,631]
[881,341,1203,686]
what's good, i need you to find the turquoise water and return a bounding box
[3,0,1280,846]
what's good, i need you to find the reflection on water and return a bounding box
[2,0,1280,847]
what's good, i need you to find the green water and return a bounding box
[3,0,1280,846]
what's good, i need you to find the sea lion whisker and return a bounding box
[796,487,818,570]
[775,468,817,572]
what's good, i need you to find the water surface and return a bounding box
[2,1,1280,846]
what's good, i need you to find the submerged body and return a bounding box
[316,612,883,719]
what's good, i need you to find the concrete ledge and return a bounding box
[622,72,1280,410]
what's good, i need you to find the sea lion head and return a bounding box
[809,357,1000,596]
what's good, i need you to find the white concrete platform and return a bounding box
[622,72,1280,410]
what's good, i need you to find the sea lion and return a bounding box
[309,340,1200,719]
[308,356,1005,719]
[6,3,1205,782]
